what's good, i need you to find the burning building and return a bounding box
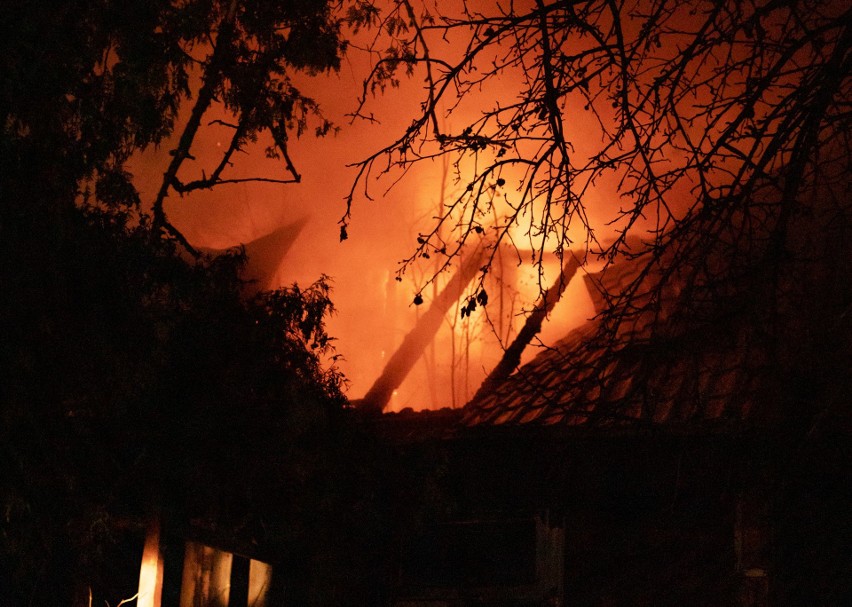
[129,241,851,606]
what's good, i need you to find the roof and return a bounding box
[461,258,774,430]
[374,406,464,443]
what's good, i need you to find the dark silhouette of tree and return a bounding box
[0,2,383,605]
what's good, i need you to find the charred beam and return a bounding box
[357,245,487,414]
[470,253,581,404]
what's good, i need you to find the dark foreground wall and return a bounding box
[378,419,850,607]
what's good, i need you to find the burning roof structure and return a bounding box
[461,257,773,430]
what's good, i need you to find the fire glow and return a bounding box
[130,0,831,412]
[137,520,163,607]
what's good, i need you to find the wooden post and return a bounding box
[138,517,164,607]
[735,489,770,607]
[229,556,251,607]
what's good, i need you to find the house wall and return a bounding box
[130,424,849,606]
[384,429,745,607]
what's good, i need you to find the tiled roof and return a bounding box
[461,259,772,429]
